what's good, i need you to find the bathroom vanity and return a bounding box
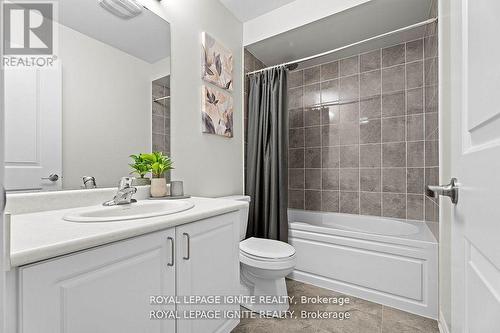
[4,192,247,333]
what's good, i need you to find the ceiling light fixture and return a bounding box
[99,0,143,20]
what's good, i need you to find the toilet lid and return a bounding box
[240,237,295,259]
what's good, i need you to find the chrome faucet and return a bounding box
[103,177,137,206]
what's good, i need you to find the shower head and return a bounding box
[285,63,299,71]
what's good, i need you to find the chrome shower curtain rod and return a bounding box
[246,17,438,76]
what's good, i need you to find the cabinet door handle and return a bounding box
[167,237,174,267]
[183,233,190,260]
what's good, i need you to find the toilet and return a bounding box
[221,195,296,314]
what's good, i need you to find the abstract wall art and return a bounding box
[202,32,233,91]
[201,85,233,138]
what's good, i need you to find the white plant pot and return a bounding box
[150,178,167,197]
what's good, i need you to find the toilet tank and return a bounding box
[219,195,250,240]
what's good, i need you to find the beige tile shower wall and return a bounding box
[287,36,439,222]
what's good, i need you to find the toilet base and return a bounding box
[239,264,292,317]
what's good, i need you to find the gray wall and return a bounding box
[144,0,244,197]
[287,35,439,222]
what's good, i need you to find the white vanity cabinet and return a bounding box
[17,212,240,333]
[19,229,177,333]
[175,214,240,333]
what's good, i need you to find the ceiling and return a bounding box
[246,0,434,69]
[219,0,296,22]
[57,0,170,63]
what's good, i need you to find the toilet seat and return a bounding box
[240,250,296,270]
[240,237,295,259]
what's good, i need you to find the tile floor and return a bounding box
[232,279,439,333]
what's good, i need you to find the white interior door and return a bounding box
[4,65,61,191]
[448,0,500,332]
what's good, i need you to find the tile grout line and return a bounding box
[288,188,418,196]
[319,65,324,212]
[302,70,306,210]
[358,54,361,215]
[405,40,409,220]
[291,110,421,129]
[338,60,342,212]
[423,35,428,221]
[380,48,384,217]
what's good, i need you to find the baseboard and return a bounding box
[438,311,450,333]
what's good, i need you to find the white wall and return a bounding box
[438,0,452,330]
[59,24,155,189]
[140,0,244,197]
[150,57,171,82]
[243,0,371,46]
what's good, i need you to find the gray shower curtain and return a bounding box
[245,67,288,242]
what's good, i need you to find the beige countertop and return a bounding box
[9,197,247,267]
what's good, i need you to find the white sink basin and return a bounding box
[63,200,195,222]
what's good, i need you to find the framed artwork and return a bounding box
[201,85,233,138]
[202,32,233,91]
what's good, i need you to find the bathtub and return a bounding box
[288,209,438,319]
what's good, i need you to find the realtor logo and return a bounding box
[3,2,53,55]
[2,1,57,68]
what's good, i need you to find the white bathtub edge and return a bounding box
[288,269,438,319]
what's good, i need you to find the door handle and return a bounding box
[426,178,459,204]
[41,174,59,182]
[183,233,190,260]
[167,237,174,267]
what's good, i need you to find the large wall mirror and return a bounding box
[3,0,171,191]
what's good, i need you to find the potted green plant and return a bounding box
[141,152,173,197]
[129,154,151,186]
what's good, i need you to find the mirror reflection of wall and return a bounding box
[152,76,171,181]
[3,1,171,192]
